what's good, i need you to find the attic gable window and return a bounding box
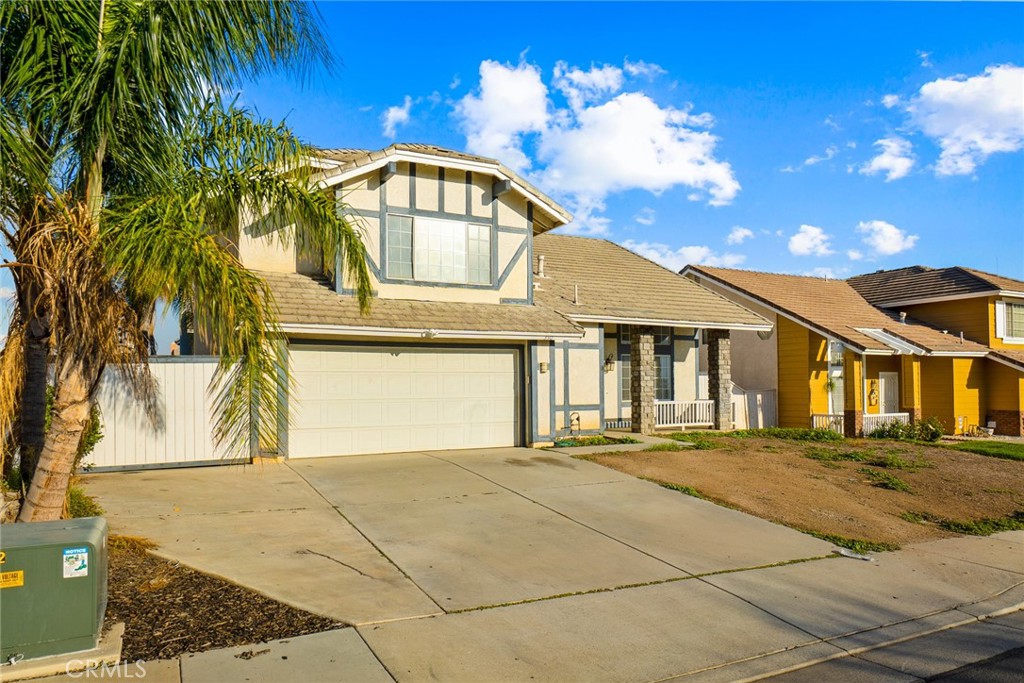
[386,214,491,285]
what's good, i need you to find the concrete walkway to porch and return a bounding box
[80,448,1024,682]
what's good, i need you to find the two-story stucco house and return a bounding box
[227,144,770,459]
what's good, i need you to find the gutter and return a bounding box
[279,323,583,341]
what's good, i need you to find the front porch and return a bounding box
[605,399,717,431]
[812,412,912,436]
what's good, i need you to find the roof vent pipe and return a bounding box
[960,331,964,344]
[538,255,546,278]
[573,284,580,305]
[900,312,907,324]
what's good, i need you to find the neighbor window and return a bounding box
[386,214,491,284]
[620,354,672,402]
[1007,302,1024,339]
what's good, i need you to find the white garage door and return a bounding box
[289,345,520,458]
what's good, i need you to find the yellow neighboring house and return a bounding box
[849,266,1024,437]
[682,265,1022,437]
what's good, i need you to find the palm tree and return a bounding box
[1,1,371,521]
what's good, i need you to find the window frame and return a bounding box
[1005,301,1024,341]
[619,352,673,402]
[385,213,492,286]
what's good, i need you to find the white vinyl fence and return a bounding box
[86,357,243,471]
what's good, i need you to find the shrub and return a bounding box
[868,416,943,442]
[66,486,104,518]
[731,427,843,442]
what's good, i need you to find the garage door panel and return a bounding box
[289,346,519,458]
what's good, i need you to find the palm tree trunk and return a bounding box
[17,359,95,522]
[19,321,50,486]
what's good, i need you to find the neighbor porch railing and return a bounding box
[863,412,911,434]
[812,413,845,434]
[605,400,716,430]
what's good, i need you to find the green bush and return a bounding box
[67,486,104,518]
[731,427,843,442]
[868,416,943,442]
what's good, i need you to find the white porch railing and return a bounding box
[656,400,716,428]
[812,413,845,434]
[863,412,911,434]
[605,400,717,430]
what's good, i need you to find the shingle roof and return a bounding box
[259,271,581,338]
[848,266,1024,307]
[533,235,770,329]
[991,348,1024,372]
[687,266,991,355]
[312,143,572,227]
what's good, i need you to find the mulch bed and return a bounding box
[106,540,344,661]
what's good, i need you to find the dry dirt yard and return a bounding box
[579,434,1024,550]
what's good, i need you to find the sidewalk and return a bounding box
[23,533,1024,683]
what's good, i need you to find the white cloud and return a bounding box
[622,240,745,272]
[633,207,656,226]
[917,50,933,68]
[455,60,550,171]
[860,136,916,181]
[804,267,844,279]
[824,115,841,130]
[857,220,919,256]
[456,59,739,233]
[726,226,753,245]
[381,96,413,138]
[449,75,461,90]
[553,62,624,111]
[804,145,839,166]
[624,59,667,78]
[358,104,373,113]
[847,249,864,261]
[788,225,834,257]
[882,94,901,109]
[907,64,1024,176]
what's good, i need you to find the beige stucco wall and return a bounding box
[238,202,297,273]
[330,162,533,304]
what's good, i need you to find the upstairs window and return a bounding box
[386,214,491,285]
[1007,302,1024,339]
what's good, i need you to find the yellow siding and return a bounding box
[902,299,990,346]
[921,357,954,433]
[777,317,810,427]
[843,351,864,414]
[990,297,1024,350]
[900,355,922,414]
[808,331,830,415]
[985,360,1023,412]
[952,358,986,432]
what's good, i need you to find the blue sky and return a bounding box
[2,2,1023,351]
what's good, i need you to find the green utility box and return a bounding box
[0,517,108,662]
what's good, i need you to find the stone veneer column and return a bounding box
[706,330,733,431]
[630,326,656,435]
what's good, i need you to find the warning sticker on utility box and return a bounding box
[63,547,89,578]
[0,570,24,588]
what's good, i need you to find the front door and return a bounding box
[878,372,899,414]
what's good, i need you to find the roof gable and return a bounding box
[311,143,572,230]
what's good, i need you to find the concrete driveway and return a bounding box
[85,447,832,624]
[82,448,1024,682]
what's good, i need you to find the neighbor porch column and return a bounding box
[630,325,656,435]
[900,355,922,424]
[843,350,864,437]
[707,329,733,431]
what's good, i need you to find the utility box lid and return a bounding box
[1,517,108,662]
